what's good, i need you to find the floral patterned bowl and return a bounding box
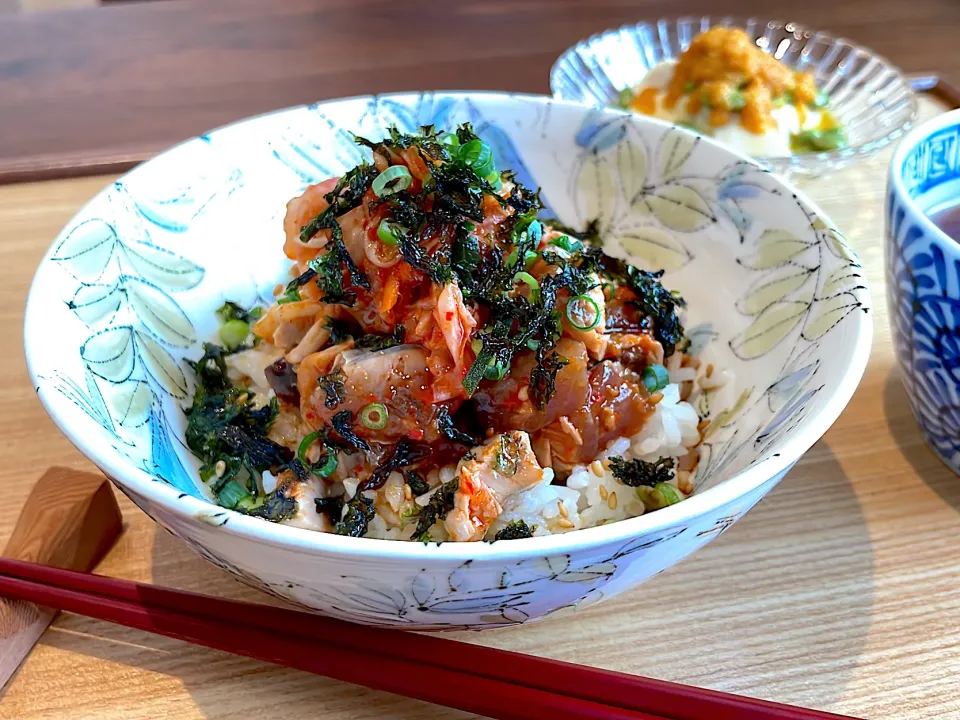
[550,17,917,177]
[887,108,960,474]
[24,93,871,629]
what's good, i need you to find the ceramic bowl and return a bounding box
[25,93,871,629]
[550,17,917,177]
[887,108,960,474]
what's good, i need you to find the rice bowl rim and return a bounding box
[24,92,872,563]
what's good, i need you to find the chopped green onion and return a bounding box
[513,271,540,300]
[483,358,508,381]
[219,319,250,350]
[217,480,252,509]
[683,81,696,94]
[458,139,495,178]
[548,235,583,253]
[297,431,338,478]
[616,88,634,108]
[297,431,321,466]
[637,482,684,511]
[523,250,538,270]
[471,338,483,355]
[636,482,684,510]
[314,451,338,478]
[565,294,600,331]
[277,286,300,304]
[377,219,405,246]
[372,166,412,197]
[728,90,746,111]
[642,363,670,394]
[791,128,847,152]
[526,338,540,351]
[485,170,502,191]
[360,402,388,430]
[654,482,684,506]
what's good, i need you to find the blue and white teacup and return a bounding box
[887,109,960,473]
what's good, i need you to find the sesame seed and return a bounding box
[706,363,714,378]
[403,483,412,501]
[590,460,604,477]
[556,518,575,529]
[649,392,664,405]
[518,386,529,402]
[557,501,569,518]
[608,491,618,510]
[601,459,611,471]
[236,393,249,405]
[599,485,609,500]
[214,460,226,478]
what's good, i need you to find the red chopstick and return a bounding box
[0,571,657,720]
[0,558,859,720]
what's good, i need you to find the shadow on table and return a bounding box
[36,528,471,720]
[524,442,876,714]
[883,368,960,513]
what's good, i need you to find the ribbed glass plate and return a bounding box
[550,17,918,176]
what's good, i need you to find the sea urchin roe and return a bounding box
[663,27,816,135]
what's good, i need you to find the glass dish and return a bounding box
[550,17,918,176]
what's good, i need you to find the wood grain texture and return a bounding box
[2,0,960,183]
[0,469,122,691]
[0,96,958,720]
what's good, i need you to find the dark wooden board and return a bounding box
[1,0,960,182]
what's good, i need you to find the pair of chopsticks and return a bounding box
[0,558,857,720]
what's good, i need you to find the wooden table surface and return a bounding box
[3,0,960,182]
[1,1,960,718]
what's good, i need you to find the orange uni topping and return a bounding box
[662,27,817,135]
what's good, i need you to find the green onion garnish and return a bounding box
[565,294,600,331]
[219,319,250,351]
[513,271,539,300]
[791,128,847,152]
[483,359,508,381]
[458,139,495,178]
[217,480,252,509]
[297,430,321,466]
[728,90,746,111]
[372,166,412,197]
[485,170,502,191]
[377,219,404,246]
[297,431,339,478]
[314,451,338,478]
[642,363,670,394]
[548,235,583,253]
[360,402,388,430]
[277,286,300,304]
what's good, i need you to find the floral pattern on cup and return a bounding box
[887,114,960,473]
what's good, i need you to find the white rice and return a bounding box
[485,381,702,539]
